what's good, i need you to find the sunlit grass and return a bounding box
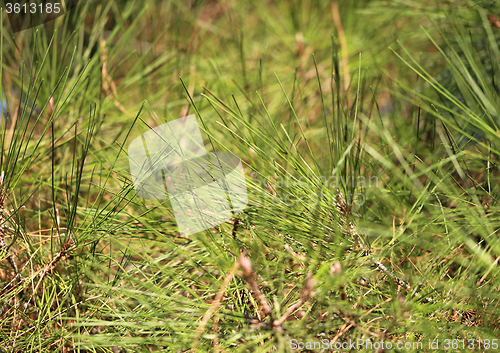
[0,0,499,352]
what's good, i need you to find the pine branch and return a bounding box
[333,188,432,302]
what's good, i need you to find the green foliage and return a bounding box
[0,0,499,352]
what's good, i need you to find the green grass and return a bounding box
[0,0,499,351]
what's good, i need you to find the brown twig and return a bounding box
[0,171,27,316]
[272,271,315,329]
[239,252,273,318]
[192,259,240,351]
[332,188,433,302]
[488,13,500,28]
[100,39,133,118]
[31,236,76,296]
[478,256,499,285]
[238,253,316,334]
[231,217,239,239]
[331,2,350,91]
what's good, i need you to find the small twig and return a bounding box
[238,255,316,333]
[331,2,350,91]
[371,261,410,290]
[331,322,355,343]
[478,256,499,285]
[359,297,393,319]
[284,243,306,267]
[0,171,26,316]
[192,259,239,351]
[239,252,273,318]
[333,188,433,302]
[272,271,314,329]
[2,294,105,346]
[231,217,239,239]
[331,305,381,339]
[488,13,500,28]
[32,236,76,295]
[100,39,133,118]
